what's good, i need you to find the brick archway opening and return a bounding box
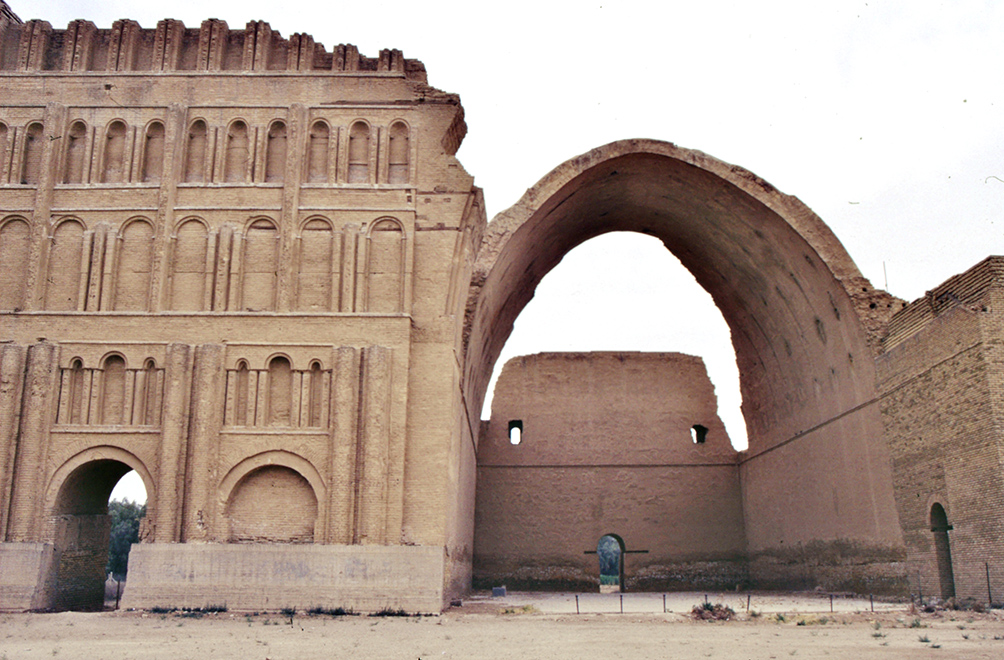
[50,459,138,611]
[466,139,906,591]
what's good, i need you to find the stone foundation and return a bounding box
[747,542,909,596]
[0,543,57,611]
[120,544,446,613]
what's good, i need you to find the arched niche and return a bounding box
[265,120,287,183]
[169,218,210,310]
[241,218,279,311]
[20,122,43,185]
[63,120,88,184]
[0,123,8,179]
[184,119,208,183]
[45,219,86,311]
[266,354,293,427]
[297,217,335,311]
[102,120,128,183]
[99,353,127,425]
[224,119,250,183]
[0,217,30,310]
[387,120,410,184]
[464,139,905,573]
[141,121,166,183]
[306,120,330,183]
[218,451,326,543]
[113,219,154,311]
[347,120,370,183]
[366,218,404,313]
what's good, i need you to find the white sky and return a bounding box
[25,0,1004,501]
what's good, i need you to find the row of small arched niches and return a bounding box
[63,352,333,372]
[57,353,334,429]
[0,213,407,313]
[0,117,412,186]
[0,212,408,238]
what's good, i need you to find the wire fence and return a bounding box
[487,591,904,616]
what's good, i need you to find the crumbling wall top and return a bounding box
[0,15,427,80]
[883,256,1004,351]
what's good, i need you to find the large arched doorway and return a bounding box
[49,457,150,611]
[466,140,906,590]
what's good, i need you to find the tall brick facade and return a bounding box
[878,257,1004,603]
[0,7,483,612]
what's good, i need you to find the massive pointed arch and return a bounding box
[464,139,905,585]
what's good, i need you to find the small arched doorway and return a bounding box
[50,459,147,611]
[597,534,625,593]
[930,503,955,599]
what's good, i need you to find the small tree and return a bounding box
[106,499,146,580]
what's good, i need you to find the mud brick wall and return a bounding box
[879,257,1004,603]
[475,352,746,591]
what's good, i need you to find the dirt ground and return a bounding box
[2,594,1004,660]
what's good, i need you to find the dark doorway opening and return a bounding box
[930,503,955,600]
[51,460,146,611]
[597,534,625,593]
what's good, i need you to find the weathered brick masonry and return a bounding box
[0,2,998,611]
[878,257,1004,603]
[0,5,483,612]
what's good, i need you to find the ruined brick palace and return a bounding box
[0,5,1000,611]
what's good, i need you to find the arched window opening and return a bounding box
[242,219,279,311]
[64,121,87,184]
[102,121,127,183]
[931,503,956,599]
[267,356,292,427]
[0,219,30,310]
[21,122,44,185]
[308,361,324,428]
[298,218,334,311]
[367,219,403,313]
[52,460,148,610]
[100,355,127,425]
[170,220,209,310]
[224,120,250,183]
[265,121,286,183]
[691,424,708,444]
[597,534,624,593]
[388,121,409,184]
[184,120,207,183]
[46,220,85,311]
[508,420,523,446]
[113,220,154,311]
[306,121,329,183]
[348,121,369,183]
[141,121,165,183]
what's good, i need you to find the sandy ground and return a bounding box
[3,593,1004,660]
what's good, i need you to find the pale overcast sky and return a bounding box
[24,1,1004,501]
